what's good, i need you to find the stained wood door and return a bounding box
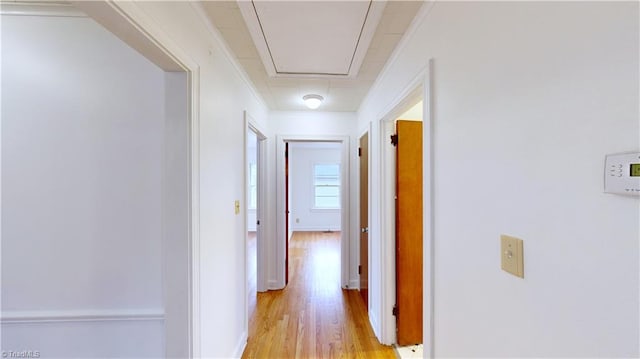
[285,142,289,285]
[395,120,423,345]
[359,133,369,309]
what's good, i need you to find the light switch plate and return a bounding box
[501,234,524,278]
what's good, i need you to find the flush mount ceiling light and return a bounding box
[303,94,324,110]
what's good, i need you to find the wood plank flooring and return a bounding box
[248,231,257,319]
[243,231,396,359]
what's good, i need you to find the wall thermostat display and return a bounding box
[605,152,640,195]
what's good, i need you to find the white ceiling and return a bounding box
[201,1,424,112]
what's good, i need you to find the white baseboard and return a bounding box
[1,309,164,324]
[369,310,381,340]
[233,330,248,358]
[268,280,282,290]
[348,279,360,289]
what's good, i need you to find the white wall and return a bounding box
[110,2,270,357]
[289,143,341,232]
[359,1,639,357]
[2,12,166,358]
[269,111,358,136]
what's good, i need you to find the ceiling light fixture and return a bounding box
[303,94,324,110]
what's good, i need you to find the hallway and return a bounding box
[243,232,396,358]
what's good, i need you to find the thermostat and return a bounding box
[605,152,640,195]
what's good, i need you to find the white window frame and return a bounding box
[312,162,340,210]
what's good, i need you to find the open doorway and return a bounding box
[374,60,434,356]
[247,129,259,317]
[5,3,197,357]
[245,113,267,331]
[276,136,350,290]
[287,142,343,284]
[381,98,425,350]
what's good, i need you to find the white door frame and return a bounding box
[378,89,421,345]
[375,59,434,356]
[275,135,350,289]
[245,113,268,293]
[423,58,435,359]
[244,111,268,340]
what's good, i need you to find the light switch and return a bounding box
[501,234,524,278]
[235,200,240,215]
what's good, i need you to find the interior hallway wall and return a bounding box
[359,2,639,356]
[2,12,166,358]
[289,143,342,232]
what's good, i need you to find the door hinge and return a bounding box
[358,265,362,275]
[358,147,362,157]
[390,134,398,147]
[257,220,260,225]
[392,305,398,316]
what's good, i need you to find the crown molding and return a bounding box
[358,0,436,115]
[190,1,269,111]
[0,1,84,17]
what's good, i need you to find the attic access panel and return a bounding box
[239,0,385,78]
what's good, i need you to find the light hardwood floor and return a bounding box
[248,231,257,319]
[243,231,397,358]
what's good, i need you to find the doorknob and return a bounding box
[361,227,368,233]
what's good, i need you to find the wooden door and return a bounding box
[395,120,423,345]
[359,133,369,309]
[285,142,289,285]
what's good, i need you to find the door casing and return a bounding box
[359,132,369,309]
[375,59,434,353]
[245,113,268,293]
[275,135,351,289]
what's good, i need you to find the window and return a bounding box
[314,163,340,209]
[249,162,257,209]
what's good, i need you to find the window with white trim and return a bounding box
[313,163,340,209]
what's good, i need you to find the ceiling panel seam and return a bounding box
[347,1,373,74]
[251,0,279,74]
